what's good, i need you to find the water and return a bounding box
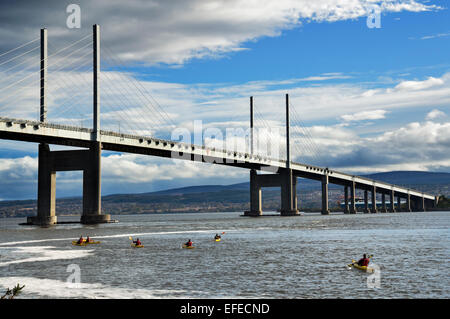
[0,211,449,299]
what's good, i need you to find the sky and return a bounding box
[0,0,449,200]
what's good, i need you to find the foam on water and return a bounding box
[0,246,94,267]
[0,276,196,299]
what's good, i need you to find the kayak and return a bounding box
[214,238,221,242]
[182,244,195,249]
[71,240,100,245]
[72,242,87,246]
[131,244,144,248]
[348,259,374,273]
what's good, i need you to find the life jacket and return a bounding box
[361,258,370,266]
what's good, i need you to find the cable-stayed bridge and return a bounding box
[0,25,437,225]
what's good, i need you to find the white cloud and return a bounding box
[0,0,441,65]
[340,109,388,122]
[393,76,445,91]
[426,109,447,121]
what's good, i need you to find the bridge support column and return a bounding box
[81,142,110,224]
[381,193,387,213]
[421,196,426,212]
[389,190,396,213]
[244,169,262,216]
[350,181,357,214]
[27,144,57,226]
[321,175,330,215]
[405,193,412,212]
[280,169,299,216]
[344,186,350,214]
[397,195,402,212]
[371,187,378,213]
[363,190,369,214]
[27,143,111,225]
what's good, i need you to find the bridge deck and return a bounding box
[0,117,435,201]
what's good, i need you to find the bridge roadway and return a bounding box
[0,116,436,204]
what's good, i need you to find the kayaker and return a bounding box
[214,234,221,240]
[357,254,370,267]
[86,236,92,243]
[133,238,142,246]
[77,236,84,244]
[185,239,193,247]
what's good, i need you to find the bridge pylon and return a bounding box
[26,25,110,225]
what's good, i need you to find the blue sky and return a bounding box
[0,0,449,200]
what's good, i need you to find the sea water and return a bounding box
[0,211,448,299]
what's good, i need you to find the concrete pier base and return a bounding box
[26,215,57,226]
[80,214,111,224]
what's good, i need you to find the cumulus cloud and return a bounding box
[0,0,440,65]
[340,110,388,122]
[426,109,447,121]
[393,76,445,91]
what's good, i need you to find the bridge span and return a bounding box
[0,25,438,225]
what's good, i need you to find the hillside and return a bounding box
[0,171,449,217]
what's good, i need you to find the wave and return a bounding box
[0,276,196,299]
[0,246,94,267]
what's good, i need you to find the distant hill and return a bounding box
[362,171,450,186]
[1,171,449,217]
[124,171,450,195]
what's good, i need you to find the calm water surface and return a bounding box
[0,211,448,298]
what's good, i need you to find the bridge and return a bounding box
[0,26,437,225]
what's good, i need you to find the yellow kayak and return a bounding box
[72,240,100,245]
[131,244,144,248]
[182,244,195,249]
[214,238,221,242]
[348,259,374,273]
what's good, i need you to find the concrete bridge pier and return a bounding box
[245,169,262,216]
[363,190,370,213]
[80,142,110,224]
[405,193,412,212]
[244,168,299,216]
[389,190,396,213]
[343,185,350,214]
[27,143,57,225]
[397,195,402,212]
[27,142,111,225]
[371,187,378,213]
[280,169,299,216]
[349,181,357,214]
[321,175,330,215]
[381,193,387,213]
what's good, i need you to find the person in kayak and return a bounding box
[133,238,142,246]
[214,234,221,240]
[76,236,84,244]
[357,254,370,267]
[85,236,92,243]
[185,239,193,247]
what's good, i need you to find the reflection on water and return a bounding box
[0,211,449,298]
